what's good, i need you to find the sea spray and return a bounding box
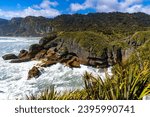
[0,37,112,99]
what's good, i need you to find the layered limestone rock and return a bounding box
[2,31,139,79]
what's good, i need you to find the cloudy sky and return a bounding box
[0,0,149,19]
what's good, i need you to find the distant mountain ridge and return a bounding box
[0,12,150,36]
[0,16,52,36]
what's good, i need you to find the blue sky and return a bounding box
[0,0,149,19]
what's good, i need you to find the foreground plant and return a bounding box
[84,61,150,100]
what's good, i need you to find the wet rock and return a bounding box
[2,54,18,60]
[60,52,77,61]
[66,57,80,68]
[46,48,60,61]
[28,66,41,80]
[28,44,42,58]
[39,34,57,46]
[10,57,30,63]
[87,57,109,68]
[18,50,28,58]
[46,48,56,56]
[59,52,80,68]
[41,60,57,67]
[34,49,47,60]
[58,47,69,56]
[44,41,58,49]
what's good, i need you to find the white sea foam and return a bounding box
[0,37,112,100]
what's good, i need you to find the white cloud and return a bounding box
[70,3,86,11]
[126,4,150,13]
[0,0,60,19]
[70,0,96,12]
[70,0,150,14]
[40,0,58,9]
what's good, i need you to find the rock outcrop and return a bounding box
[2,54,18,60]
[2,32,132,79]
[0,16,52,36]
[28,66,41,80]
[18,50,28,58]
[1,13,150,80]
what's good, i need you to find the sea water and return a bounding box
[0,37,111,100]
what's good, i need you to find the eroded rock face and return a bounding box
[49,38,124,68]
[10,57,31,63]
[2,32,134,79]
[39,34,57,46]
[18,50,28,58]
[66,56,80,68]
[34,49,47,60]
[28,66,41,80]
[2,54,18,60]
[45,48,60,61]
[28,44,43,58]
[41,60,57,67]
[44,41,58,49]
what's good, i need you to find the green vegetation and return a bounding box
[51,12,150,37]
[130,31,150,45]
[24,12,150,100]
[57,31,109,56]
[27,61,150,100]
[127,31,150,65]
[1,12,150,36]
[27,29,150,100]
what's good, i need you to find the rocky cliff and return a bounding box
[0,16,52,36]
[1,12,150,36]
[1,12,150,79]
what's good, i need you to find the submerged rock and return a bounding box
[2,54,18,60]
[28,66,41,80]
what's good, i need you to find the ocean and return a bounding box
[0,37,111,100]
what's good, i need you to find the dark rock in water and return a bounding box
[2,54,18,60]
[0,91,5,93]
[10,57,31,63]
[39,34,57,46]
[28,44,42,58]
[18,50,28,58]
[28,66,41,80]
